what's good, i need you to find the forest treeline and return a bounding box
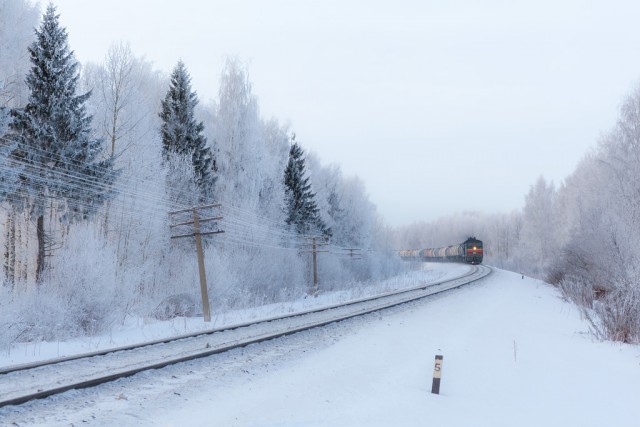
[394,90,640,343]
[1,1,638,345]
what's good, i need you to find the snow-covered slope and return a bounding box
[1,267,638,426]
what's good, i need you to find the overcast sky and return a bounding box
[52,0,640,226]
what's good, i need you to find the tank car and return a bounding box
[398,249,421,260]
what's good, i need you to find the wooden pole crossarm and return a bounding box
[199,230,225,237]
[168,203,222,215]
[170,230,225,239]
[170,216,223,228]
[198,216,223,224]
[170,220,195,228]
[171,232,197,239]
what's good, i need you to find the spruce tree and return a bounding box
[159,61,215,201]
[283,139,329,236]
[8,3,117,282]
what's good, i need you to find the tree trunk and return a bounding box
[36,214,45,283]
[16,214,25,282]
[4,210,15,286]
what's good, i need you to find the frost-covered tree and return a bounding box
[258,119,291,220]
[485,210,521,269]
[0,0,40,285]
[518,176,558,276]
[7,4,117,282]
[284,139,328,236]
[0,0,40,107]
[306,156,375,249]
[214,58,266,210]
[160,61,215,200]
[314,163,346,241]
[0,106,21,284]
[79,46,169,273]
[97,42,138,159]
[0,107,21,201]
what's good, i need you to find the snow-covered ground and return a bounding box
[1,266,639,426]
[0,263,467,368]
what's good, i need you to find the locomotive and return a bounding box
[399,237,484,265]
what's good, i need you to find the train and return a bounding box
[399,237,484,265]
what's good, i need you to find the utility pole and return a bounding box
[169,203,224,322]
[340,247,362,260]
[301,236,329,295]
[312,237,318,288]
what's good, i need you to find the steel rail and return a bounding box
[0,265,482,376]
[0,265,491,408]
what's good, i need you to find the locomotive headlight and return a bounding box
[473,246,477,250]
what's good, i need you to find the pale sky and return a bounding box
[52,0,640,226]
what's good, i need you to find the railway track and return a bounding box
[0,265,491,408]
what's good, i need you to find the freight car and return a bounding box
[399,237,483,265]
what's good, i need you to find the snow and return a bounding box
[0,262,468,368]
[1,266,639,426]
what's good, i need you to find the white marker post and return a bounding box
[431,355,443,394]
